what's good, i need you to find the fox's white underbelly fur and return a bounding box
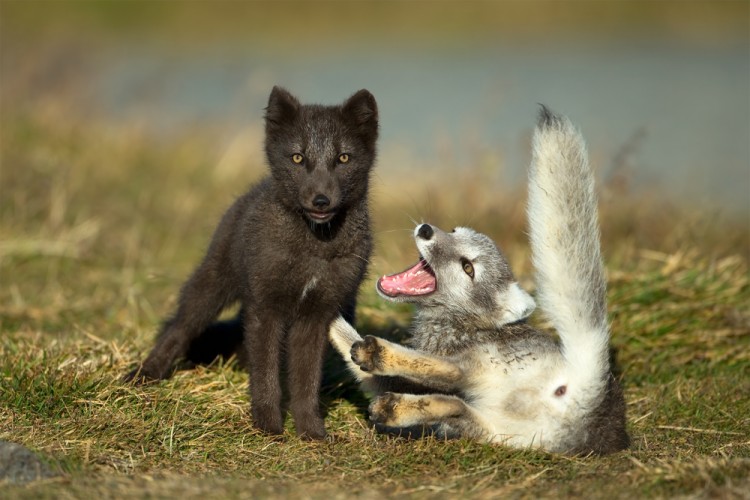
[449,343,597,450]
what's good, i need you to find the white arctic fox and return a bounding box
[328,107,628,454]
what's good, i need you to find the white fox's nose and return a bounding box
[417,224,434,240]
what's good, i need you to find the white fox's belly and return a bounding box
[460,344,569,450]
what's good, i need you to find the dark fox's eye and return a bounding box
[460,258,474,278]
[338,153,350,164]
[292,154,304,164]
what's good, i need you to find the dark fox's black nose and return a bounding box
[313,194,330,209]
[417,224,434,240]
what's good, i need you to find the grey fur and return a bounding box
[329,108,628,454]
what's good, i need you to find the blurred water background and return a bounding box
[2,1,748,213]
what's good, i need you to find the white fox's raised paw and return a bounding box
[351,335,385,373]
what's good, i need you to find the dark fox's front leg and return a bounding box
[286,312,332,440]
[351,335,464,393]
[244,312,286,436]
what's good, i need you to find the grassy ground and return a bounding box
[1,3,749,491]
[1,96,749,498]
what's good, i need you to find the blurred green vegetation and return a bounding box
[3,0,747,49]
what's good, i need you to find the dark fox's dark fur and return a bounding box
[125,87,378,439]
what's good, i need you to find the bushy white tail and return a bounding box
[527,107,610,394]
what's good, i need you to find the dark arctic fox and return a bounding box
[126,87,379,439]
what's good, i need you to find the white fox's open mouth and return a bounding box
[377,257,436,297]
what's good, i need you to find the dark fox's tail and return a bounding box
[527,107,610,403]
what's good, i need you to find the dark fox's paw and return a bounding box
[122,365,164,385]
[351,335,384,373]
[251,404,285,437]
[291,406,327,441]
[296,419,327,441]
[369,392,400,426]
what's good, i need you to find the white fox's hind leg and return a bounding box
[369,393,486,439]
[352,335,463,392]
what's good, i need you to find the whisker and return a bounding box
[350,253,371,264]
[375,228,414,235]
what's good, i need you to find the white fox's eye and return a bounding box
[461,258,474,278]
[338,153,350,164]
[292,154,304,164]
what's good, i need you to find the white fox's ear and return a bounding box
[496,282,536,325]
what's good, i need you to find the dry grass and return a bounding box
[1,99,749,499]
[2,6,749,493]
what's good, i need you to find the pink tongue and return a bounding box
[378,260,436,297]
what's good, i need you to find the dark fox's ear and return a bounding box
[265,86,300,128]
[342,89,378,135]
